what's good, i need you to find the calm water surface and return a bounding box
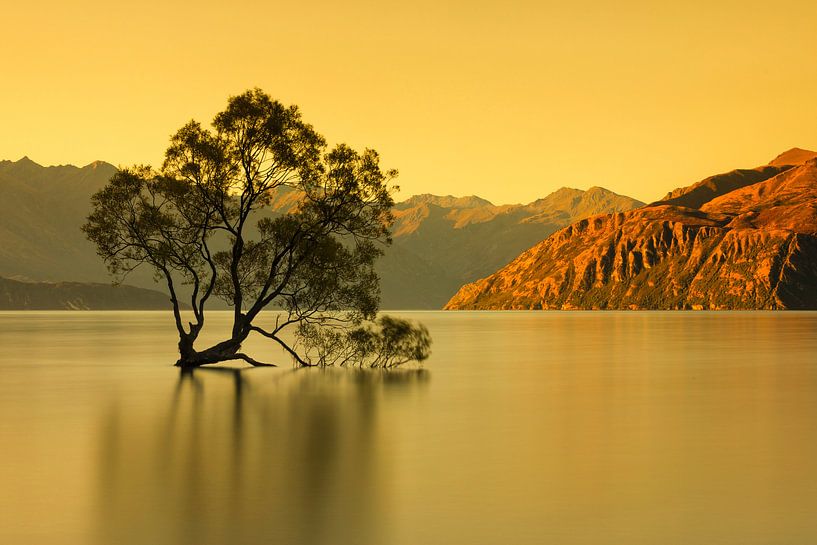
[1,311,816,545]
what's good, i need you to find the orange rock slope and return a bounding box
[445,149,817,310]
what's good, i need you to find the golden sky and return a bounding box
[3,0,816,203]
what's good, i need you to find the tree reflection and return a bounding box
[95,367,429,545]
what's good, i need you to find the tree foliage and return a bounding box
[83,89,430,368]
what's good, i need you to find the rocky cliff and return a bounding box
[446,150,817,310]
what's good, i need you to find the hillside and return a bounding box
[0,157,133,283]
[446,150,817,310]
[384,186,644,307]
[0,277,177,310]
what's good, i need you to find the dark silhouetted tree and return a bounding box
[83,89,430,368]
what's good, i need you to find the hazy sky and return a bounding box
[3,0,816,203]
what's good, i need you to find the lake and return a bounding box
[1,311,816,545]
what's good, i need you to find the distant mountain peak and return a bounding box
[0,156,46,176]
[0,157,117,172]
[769,147,817,167]
[83,160,116,171]
[401,194,495,209]
[549,186,584,195]
[528,185,642,209]
[14,156,41,167]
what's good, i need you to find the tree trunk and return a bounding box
[175,337,244,368]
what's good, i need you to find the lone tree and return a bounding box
[83,89,430,368]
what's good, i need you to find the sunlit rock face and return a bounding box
[446,151,817,310]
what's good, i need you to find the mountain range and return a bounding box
[0,276,178,310]
[0,157,643,309]
[381,188,643,307]
[446,148,817,310]
[0,157,121,283]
